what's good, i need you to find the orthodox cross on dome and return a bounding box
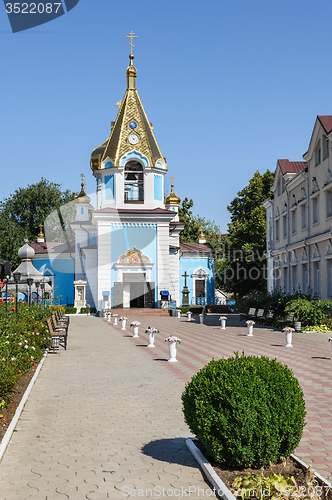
[38,223,44,237]
[170,175,175,186]
[80,173,87,188]
[126,31,137,56]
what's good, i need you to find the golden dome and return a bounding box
[165,182,181,205]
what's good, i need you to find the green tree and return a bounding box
[178,198,223,249]
[0,178,77,269]
[178,198,201,243]
[218,170,274,298]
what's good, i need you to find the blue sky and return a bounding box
[1,0,332,233]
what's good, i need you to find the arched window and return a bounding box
[124,160,144,202]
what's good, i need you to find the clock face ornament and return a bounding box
[128,133,139,145]
[129,120,138,130]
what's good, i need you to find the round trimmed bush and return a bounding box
[181,353,306,468]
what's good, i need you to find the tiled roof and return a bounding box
[180,242,214,254]
[278,159,307,174]
[30,241,72,255]
[318,115,332,135]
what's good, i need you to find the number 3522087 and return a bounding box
[5,3,62,14]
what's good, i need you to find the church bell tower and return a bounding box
[90,33,167,210]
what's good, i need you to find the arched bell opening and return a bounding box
[124,160,144,203]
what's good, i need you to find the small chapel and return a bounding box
[31,35,215,311]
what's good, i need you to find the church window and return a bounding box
[81,207,84,215]
[124,160,144,202]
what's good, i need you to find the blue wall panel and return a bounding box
[33,258,74,305]
[154,175,162,201]
[104,174,114,201]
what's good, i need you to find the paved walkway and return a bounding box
[0,313,331,500]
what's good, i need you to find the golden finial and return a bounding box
[115,100,122,109]
[199,226,205,239]
[38,223,44,238]
[126,31,137,56]
[165,175,181,205]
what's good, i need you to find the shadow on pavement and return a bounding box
[141,438,195,466]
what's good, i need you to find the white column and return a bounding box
[157,223,170,303]
[97,223,111,310]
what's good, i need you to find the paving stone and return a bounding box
[0,313,332,499]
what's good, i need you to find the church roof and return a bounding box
[91,55,166,170]
[180,242,214,255]
[31,241,74,254]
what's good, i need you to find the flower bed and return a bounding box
[0,303,53,405]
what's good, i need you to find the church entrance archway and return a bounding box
[114,247,155,309]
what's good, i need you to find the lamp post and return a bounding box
[27,278,33,306]
[5,276,9,314]
[13,272,21,318]
[40,280,45,308]
[35,281,40,307]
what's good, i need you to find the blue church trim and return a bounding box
[120,151,149,167]
[104,174,114,200]
[154,175,162,201]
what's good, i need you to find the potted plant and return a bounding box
[186,311,192,322]
[246,320,255,336]
[112,313,119,326]
[284,326,294,347]
[329,336,332,359]
[176,308,181,318]
[145,327,159,347]
[130,321,140,337]
[119,316,127,330]
[199,313,204,325]
[165,335,181,362]
[219,316,227,330]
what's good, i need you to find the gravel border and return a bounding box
[186,439,332,499]
[0,349,49,463]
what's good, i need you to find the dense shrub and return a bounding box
[64,307,77,314]
[284,298,332,326]
[182,353,306,468]
[180,306,204,314]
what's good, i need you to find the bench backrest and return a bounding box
[257,309,264,317]
[248,308,256,315]
[46,318,55,335]
[286,312,295,321]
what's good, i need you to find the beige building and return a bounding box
[264,115,332,298]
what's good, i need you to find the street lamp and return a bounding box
[27,277,33,306]
[35,281,40,306]
[13,272,21,318]
[40,279,45,307]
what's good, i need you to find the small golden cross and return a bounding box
[39,223,43,231]
[115,100,122,108]
[80,173,85,183]
[126,31,137,55]
[170,175,175,185]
